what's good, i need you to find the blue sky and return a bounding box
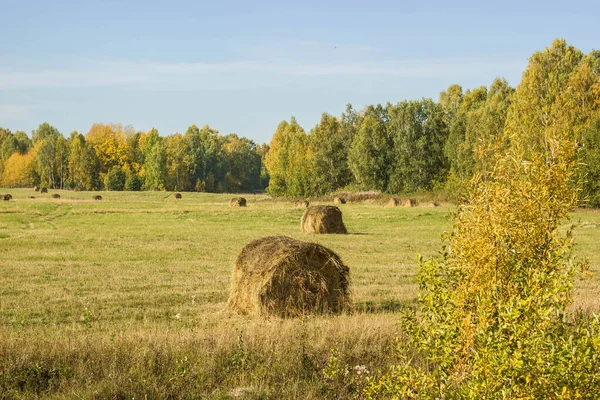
[0,0,598,143]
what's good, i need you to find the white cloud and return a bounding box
[0,57,526,91]
[0,104,28,120]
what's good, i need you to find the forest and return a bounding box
[1,39,599,204]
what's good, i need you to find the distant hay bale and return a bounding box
[333,197,346,204]
[301,205,347,234]
[28,196,35,199]
[425,201,440,207]
[227,236,351,317]
[230,197,247,207]
[152,187,160,192]
[404,198,417,207]
[74,188,81,192]
[2,194,12,201]
[294,200,309,209]
[387,198,400,207]
[40,188,48,193]
[174,193,182,199]
[51,193,60,199]
[92,195,102,201]
[34,186,39,192]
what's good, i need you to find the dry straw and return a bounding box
[51,193,60,199]
[40,188,48,193]
[404,198,417,207]
[227,236,351,317]
[333,197,346,204]
[174,193,182,199]
[387,198,400,207]
[230,197,247,207]
[92,195,102,201]
[2,194,12,201]
[294,200,309,209]
[301,205,347,234]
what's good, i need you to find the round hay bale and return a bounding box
[294,200,309,209]
[92,195,102,201]
[2,194,12,201]
[40,188,48,193]
[404,198,417,207]
[301,205,347,234]
[227,236,351,317]
[229,197,247,207]
[28,196,36,199]
[333,196,346,204]
[152,187,160,192]
[51,193,60,199]
[74,188,81,192]
[387,198,400,207]
[34,186,39,192]
[425,201,440,207]
[174,193,182,199]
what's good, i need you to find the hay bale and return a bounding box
[92,195,102,201]
[28,196,35,199]
[333,197,346,204]
[34,186,39,192]
[230,197,247,207]
[51,193,60,199]
[2,194,12,201]
[404,198,417,207]
[425,201,440,207]
[174,193,182,199]
[227,236,351,317]
[301,205,347,234]
[40,188,48,193]
[74,188,81,192]
[294,200,309,209]
[387,198,400,207]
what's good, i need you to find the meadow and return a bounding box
[1,189,599,399]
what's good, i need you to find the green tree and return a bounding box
[308,113,354,195]
[68,132,99,190]
[348,105,391,191]
[221,134,262,192]
[387,99,448,193]
[141,128,167,190]
[185,125,223,192]
[264,117,312,197]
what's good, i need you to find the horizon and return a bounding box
[1,0,598,143]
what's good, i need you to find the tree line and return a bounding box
[1,40,599,204]
[0,123,269,193]
[264,40,600,205]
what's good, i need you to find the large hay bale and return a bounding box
[230,197,247,207]
[301,205,347,234]
[92,195,102,201]
[404,198,417,207]
[387,198,400,207]
[333,196,346,204]
[174,193,182,199]
[40,188,48,193]
[51,193,60,199]
[227,236,351,317]
[294,200,309,209]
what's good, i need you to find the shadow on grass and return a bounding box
[354,297,418,314]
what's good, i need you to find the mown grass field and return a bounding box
[1,188,599,399]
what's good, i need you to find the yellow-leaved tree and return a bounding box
[366,39,600,399]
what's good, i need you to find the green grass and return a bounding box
[0,188,598,399]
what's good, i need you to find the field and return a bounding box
[1,189,599,399]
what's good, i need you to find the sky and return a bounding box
[0,0,599,143]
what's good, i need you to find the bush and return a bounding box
[104,167,126,191]
[124,171,143,191]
